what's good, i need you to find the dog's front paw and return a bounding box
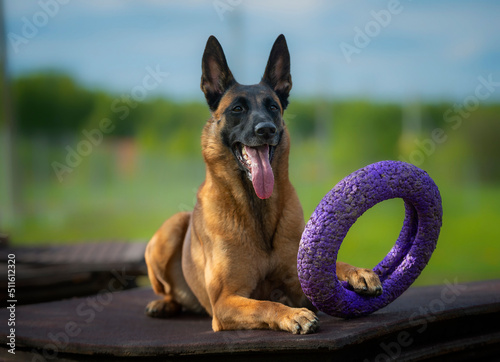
[345,268,383,296]
[280,308,319,335]
[145,299,181,318]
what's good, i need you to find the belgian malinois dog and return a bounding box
[145,35,382,334]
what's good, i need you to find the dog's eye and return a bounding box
[270,104,278,111]
[232,106,243,113]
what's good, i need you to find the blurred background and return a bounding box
[1,0,499,286]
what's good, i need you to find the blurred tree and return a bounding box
[136,99,207,156]
[13,73,95,136]
[286,100,317,141]
[466,108,500,183]
[1,0,22,227]
[10,71,499,185]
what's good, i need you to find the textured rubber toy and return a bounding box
[297,161,442,318]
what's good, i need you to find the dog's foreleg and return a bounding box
[210,294,319,334]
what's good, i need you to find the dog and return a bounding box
[145,34,382,334]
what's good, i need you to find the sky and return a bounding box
[4,0,500,103]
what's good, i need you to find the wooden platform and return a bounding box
[1,279,499,361]
[0,242,147,305]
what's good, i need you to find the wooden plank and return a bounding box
[0,280,499,361]
[0,241,147,265]
[0,242,147,305]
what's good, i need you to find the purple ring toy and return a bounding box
[297,161,442,318]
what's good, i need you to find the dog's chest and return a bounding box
[250,274,296,306]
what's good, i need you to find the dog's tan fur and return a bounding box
[145,35,382,334]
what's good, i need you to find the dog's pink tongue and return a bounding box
[244,145,274,199]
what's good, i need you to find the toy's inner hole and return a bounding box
[337,198,405,272]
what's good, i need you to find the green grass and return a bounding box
[3,154,204,243]
[2,147,499,287]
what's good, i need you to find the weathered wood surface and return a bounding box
[0,242,147,305]
[1,279,499,361]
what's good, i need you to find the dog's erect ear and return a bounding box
[261,34,292,110]
[201,36,236,111]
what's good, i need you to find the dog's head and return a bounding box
[200,35,292,200]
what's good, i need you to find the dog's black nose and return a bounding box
[255,122,277,139]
